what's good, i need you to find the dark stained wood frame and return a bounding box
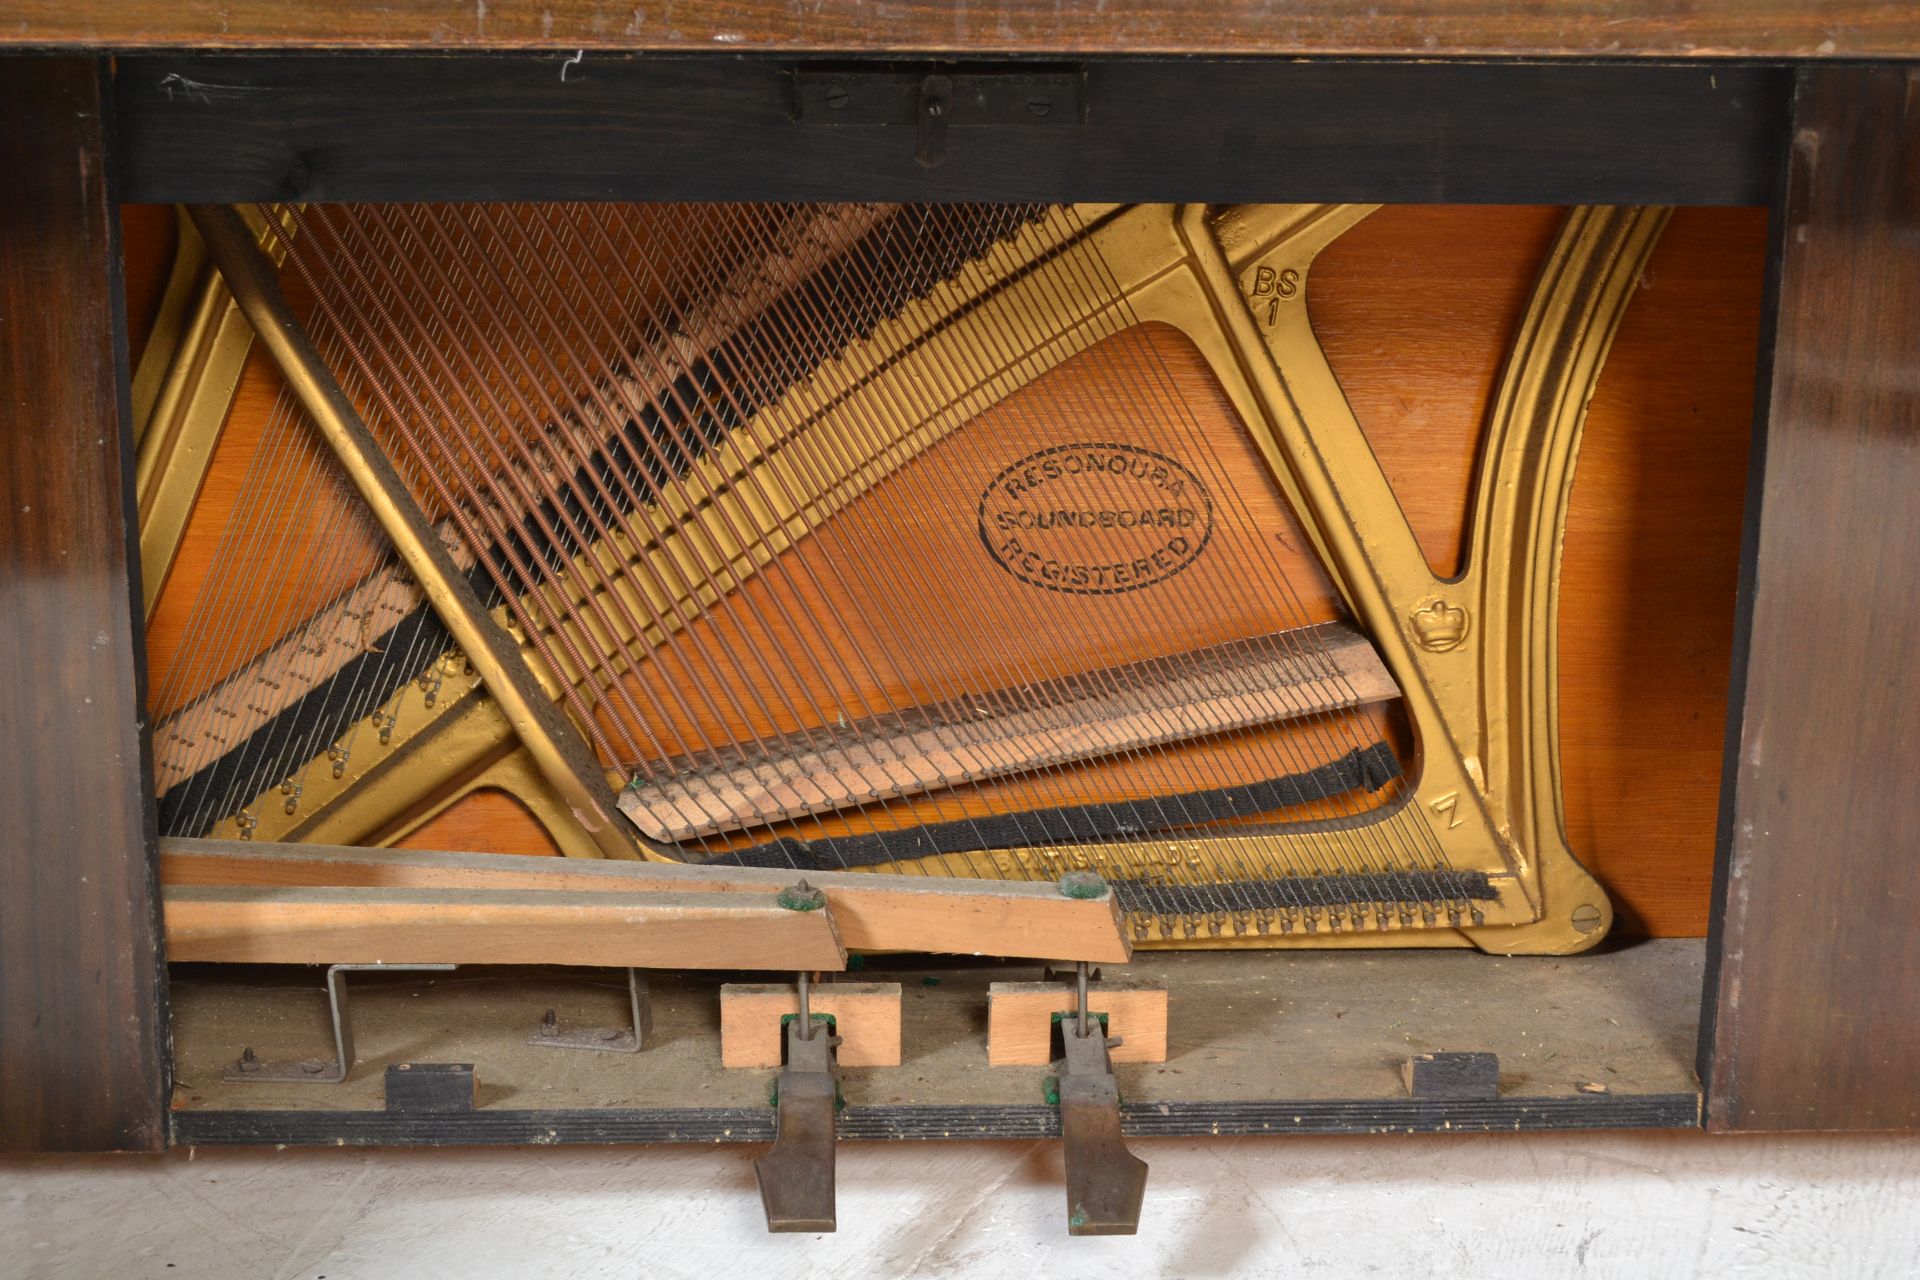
[1699,64,1920,1133]
[0,58,171,1154]
[111,57,1786,207]
[2,48,1915,1149]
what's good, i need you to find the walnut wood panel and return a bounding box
[0,59,170,1153]
[8,1,1919,58]
[121,203,177,372]
[1703,65,1920,1133]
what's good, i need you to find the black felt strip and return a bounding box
[700,740,1496,910]
[706,742,1404,871]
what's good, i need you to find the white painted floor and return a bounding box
[5,1132,1918,1278]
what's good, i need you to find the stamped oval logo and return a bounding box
[976,443,1214,595]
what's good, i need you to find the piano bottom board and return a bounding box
[167,941,1703,1144]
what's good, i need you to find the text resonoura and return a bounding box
[976,443,1215,595]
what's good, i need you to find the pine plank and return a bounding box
[719,983,903,1069]
[160,837,1133,963]
[163,885,848,970]
[986,981,1168,1065]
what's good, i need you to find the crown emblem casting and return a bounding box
[1410,599,1470,652]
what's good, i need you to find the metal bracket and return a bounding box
[755,984,843,1233]
[528,968,652,1053]
[224,962,458,1085]
[1055,963,1147,1235]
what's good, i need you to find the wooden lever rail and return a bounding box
[161,837,1133,964]
[164,884,849,970]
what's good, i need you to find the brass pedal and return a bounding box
[755,974,843,1233]
[1055,963,1148,1235]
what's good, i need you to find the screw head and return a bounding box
[1571,903,1605,934]
[777,880,828,912]
[825,86,849,110]
[1058,871,1108,900]
[1026,95,1053,117]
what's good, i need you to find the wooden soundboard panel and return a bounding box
[121,204,1764,939]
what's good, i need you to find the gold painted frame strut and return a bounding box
[132,205,290,619]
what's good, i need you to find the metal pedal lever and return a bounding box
[755,972,843,1233]
[529,968,652,1053]
[1057,962,1147,1235]
[225,962,458,1084]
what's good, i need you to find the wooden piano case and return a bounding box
[3,17,1917,1165]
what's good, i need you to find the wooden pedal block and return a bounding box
[986,982,1168,1066]
[719,982,902,1069]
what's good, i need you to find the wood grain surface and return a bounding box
[9,1,1920,58]
[0,59,171,1154]
[1310,205,1765,938]
[159,837,1134,963]
[111,58,1783,208]
[986,981,1169,1065]
[1702,66,1920,1133]
[163,884,850,970]
[719,983,903,1068]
